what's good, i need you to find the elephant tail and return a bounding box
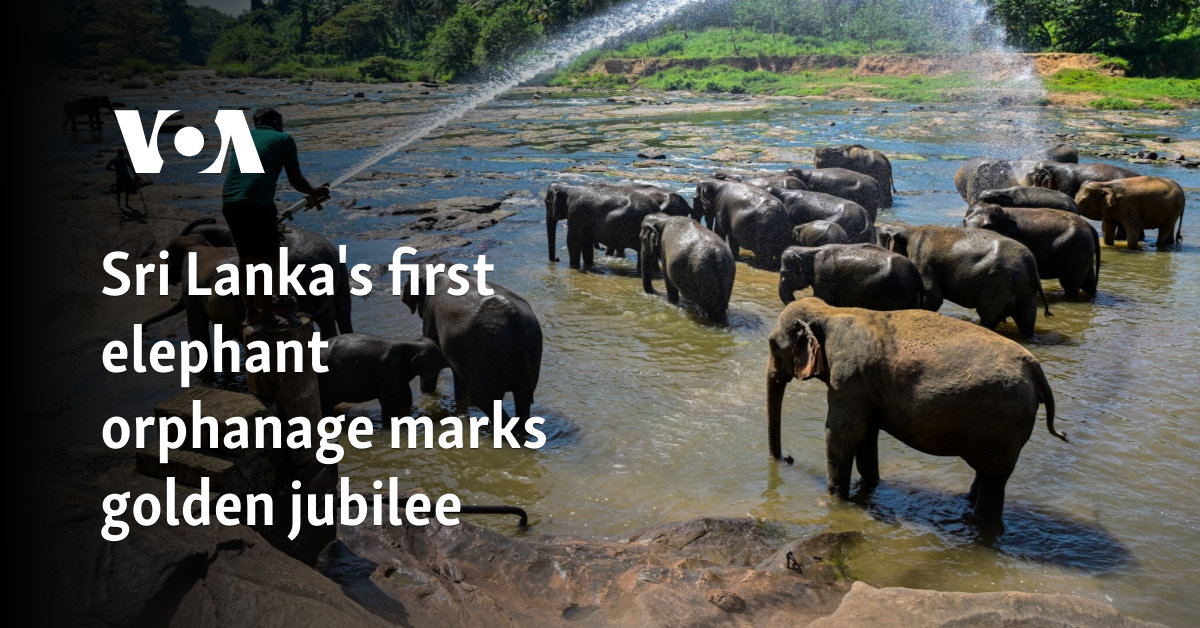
[1176,210,1184,245]
[1032,361,1067,442]
[181,216,217,236]
[143,299,185,327]
[1030,263,1052,318]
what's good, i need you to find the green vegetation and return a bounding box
[27,0,1199,107]
[630,65,994,103]
[1044,69,1199,108]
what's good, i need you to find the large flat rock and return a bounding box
[810,581,1161,628]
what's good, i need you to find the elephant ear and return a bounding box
[400,281,423,315]
[794,321,827,381]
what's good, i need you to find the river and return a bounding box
[45,76,1200,625]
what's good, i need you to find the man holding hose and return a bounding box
[222,107,329,329]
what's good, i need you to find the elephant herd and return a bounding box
[146,140,1186,527]
[543,141,1186,525]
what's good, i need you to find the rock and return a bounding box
[637,147,667,159]
[420,82,440,88]
[708,590,745,613]
[336,515,851,627]
[827,121,837,126]
[1156,136,1172,143]
[353,92,365,98]
[532,93,542,100]
[225,88,245,94]
[1131,158,1153,164]
[1184,161,1198,168]
[606,97,618,102]
[386,196,502,216]
[633,160,668,168]
[20,447,390,628]
[810,581,1161,627]
[1136,150,1158,160]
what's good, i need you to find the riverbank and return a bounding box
[549,52,1199,110]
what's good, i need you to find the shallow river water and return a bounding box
[53,80,1200,625]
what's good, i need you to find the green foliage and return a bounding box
[985,0,1199,77]
[1089,97,1139,110]
[480,3,543,66]
[359,56,422,81]
[424,4,482,80]
[548,71,629,89]
[1044,68,1199,107]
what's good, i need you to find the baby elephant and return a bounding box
[793,220,849,246]
[641,214,736,323]
[1075,176,1185,250]
[779,244,923,310]
[976,186,1079,214]
[318,333,448,419]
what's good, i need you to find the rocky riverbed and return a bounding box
[17,70,1198,625]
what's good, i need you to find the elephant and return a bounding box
[142,237,240,382]
[977,186,1080,214]
[693,179,793,269]
[318,334,448,419]
[628,184,703,221]
[778,244,923,311]
[401,272,542,424]
[766,297,1066,524]
[142,220,354,381]
[1075,176,1186,250]
[1021,143,1078,164]
[712,170,806,192]
[766,186,876,244]
[785,167,885,217]
[964,204,1100,297]
[61,95,114,130]
[1031,161,1140,199]
[792,220,848,247]
[545,182,663,270]
[954,158,1039,203]
[640,213,736,323]
[813,144,895,207]
[163,218,354,335]
[882,225,1051,335]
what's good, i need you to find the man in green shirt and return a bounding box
[222,107,328,329]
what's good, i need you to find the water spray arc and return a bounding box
[282,0,712,216]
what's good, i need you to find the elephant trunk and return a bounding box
[778,276,796,305]
[766,356,789,460]
[546,203,559,262]
[641,242,657,294]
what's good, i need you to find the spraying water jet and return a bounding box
[281,0,716,217]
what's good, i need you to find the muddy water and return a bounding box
[51,80,1199,624]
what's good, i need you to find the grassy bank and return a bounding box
[550,27,1199,109]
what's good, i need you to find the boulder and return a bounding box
[638,147,667,159]
[810,581,1161,628]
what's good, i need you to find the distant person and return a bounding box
[106,147,137,211]
[222,106,329,329]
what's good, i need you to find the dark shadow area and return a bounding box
[319,541,413,627]
[849,479,1133,574]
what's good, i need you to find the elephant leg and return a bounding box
[825,428,855,499]
[727,234,740,260]
[1124,219,1142,250]
[567,229,585,269]
[970,465,1015,525]
[513,386,534,440]
[582,237,596,268]
[1157,222,1176,250]
[419,373,439,394]
[379,384,414,421]
[451,368,469,409]
[824,397,871,498]
[921,280,943,312]
[967,476,980,506]
[664,275,680,304]
[855,426,880,490]
[1102,219,1116,247]
[1013,296,1038,336]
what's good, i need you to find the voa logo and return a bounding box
[114,110,264,175]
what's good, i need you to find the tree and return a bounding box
[480,2,542,65]
[84,0,179,66]
[424,3,481,78]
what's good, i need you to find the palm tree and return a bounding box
[529,0,565,27]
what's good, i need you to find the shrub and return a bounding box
[120,79,148,89]
[360,56,403,80]
[479,3,542,67]
[424,5,481,80]
[1089,97,1138,110]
